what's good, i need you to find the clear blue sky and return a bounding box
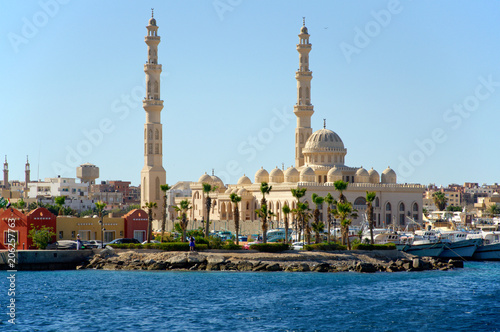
[1,0,499,187]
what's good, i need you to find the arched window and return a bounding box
[386,202,391,211]
[300,134,304,144]
[155,143,159,154]
[148,129,153,140]
[399,203,405,211]
[154,81,159,93]
[155,129,159,140]
[148,143,153,154]
[354,197,366,206]
[147,81,151,95]
[413,203,418,211]
[375,197,380,208]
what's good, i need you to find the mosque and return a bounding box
[141,15,425,231]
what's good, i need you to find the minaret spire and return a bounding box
[3,155,9,189]
[25,155,30,190]
[141,12,166,219]
[294,20,314,168]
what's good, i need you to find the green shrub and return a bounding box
[250,243,290,252]
[194,236,209,245]
[303,243,347,251]
[208,236,223,249]
[108,242,208,251]
[352,243,396,251]
[222,243,242,250]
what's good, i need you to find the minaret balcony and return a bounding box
[143,99,164,106]
[145,36,160,41]
[144,64,162,71]
[295,71,312,77]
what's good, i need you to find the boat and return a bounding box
[438,231,481,259]
[470,231,500,261]
[396,242,445,257]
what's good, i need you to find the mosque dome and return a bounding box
[355,166,370,183]
[381,166,397,184]
[254,167,269,184]
[149,17,156,26]
[211,175,224,187]
[368,168,380,184]
[237,174,252,185]
[300,26,308,34]
[302,128,347,166]
[237,188,249,196]
[269,167,284,183]
[284,167,300,183]
[300,167,316,183]
[327,166,342,183]
[198,172,211,183]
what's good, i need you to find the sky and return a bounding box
[1,0,499,188]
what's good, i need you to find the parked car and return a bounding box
[292,242,305,250]
[108,238,141,245]
[243,240,262,250]
[141,240,161,244]
[82,241,98,249]
[87,240,104,248]
[238,236,248,242]
[46,240,95,250]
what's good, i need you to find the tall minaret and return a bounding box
[25,156,30,190]
[294,18,314,168]
[3,156,9,189]
[140,9,166,217]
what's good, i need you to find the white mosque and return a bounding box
[142,16,425,231]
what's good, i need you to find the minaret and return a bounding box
[140,9,166,217]
[294,18,314,168]
[3,156,9,189]
[25,156,30,190]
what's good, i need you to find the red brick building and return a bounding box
[0,207,57,250]
[123,209,149,242]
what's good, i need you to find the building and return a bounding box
[0,207,57,250]
[27,176,88,200]
[172,22,425,232]
[140,11,166,218]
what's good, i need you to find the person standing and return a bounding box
[189,236,195,252]
[76,234,82,250]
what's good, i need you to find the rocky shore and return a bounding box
[79,248,464,273]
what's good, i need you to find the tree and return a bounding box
[486,204,500,217]
[259,182,273,243]
[365,191,376,245]
[28,225,56,249]
[256,203,274,243]
[229,193,242,245]
[203,183,217,238]
[332,201,357,250]
[143,201,158,243]
[333,180,348,204]
[324,193,334,243]
[311,193,324,244]
[54,196,66,216]
[160,184,171,242]
[174,199,192,242]
[292,201,311,244]
[282,204,291,245]
[291,186,307,241]
[311,219,325,244]
[432,191,448,211]
[446,205,462,212]
[95,201,107,247]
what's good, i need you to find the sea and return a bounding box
[1,261,499,332]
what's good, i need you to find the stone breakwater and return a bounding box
[79,248,464,273]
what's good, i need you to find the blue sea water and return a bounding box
[1,262,499,332]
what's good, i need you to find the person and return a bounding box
[189,236,195,251]
[76,234,82,250]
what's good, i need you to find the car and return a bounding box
[82,241,99,249]
[141,240,161,244]
[243,240,262,250]
[292,242,305,250]
[108,238,141,245]
[238,236,248,242]
[87,240,104,248]
[46,240,77,250]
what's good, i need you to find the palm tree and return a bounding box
[324,193,334,243]
[143,201,158,243]
[311,193,324,244]
[292,201,311,244]
[432,191,448,211]
[486,204,500,217]
[203,183,217,238]
[282,204,291,245]
[333,201,357,250]
[311,219,325,244]
[54,196,66,216]
[229,193,242,245]
[366,191,376,245]
[95,201,107,248]
[291,186,307,241]
[258,182,273,242]
[174,199,192,242]
[256,203,274,243]
[333,180,348,204]
[160,184,171,242]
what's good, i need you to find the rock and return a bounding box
[311,263,329,272]
[207,255,226,265]
[266,263,282,272]
[448,259,464,269]
[144,259,156,266]
[355,262,377,273]
[187,253,206,264]
[252,263,268,272]
[100,247,115,259]
[402,262,411,270]
[167,255,189,268]
[147,262,167,270]
[102,263,117,270]
[206,263,221,271]
[237,261,254,271]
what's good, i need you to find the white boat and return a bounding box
[469,231,500,261]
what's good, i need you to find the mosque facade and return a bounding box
[169,21,426,230]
